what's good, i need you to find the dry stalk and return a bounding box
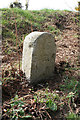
[68,102,73,113]
[12,10,21,74]
[31,22,33,32]
[44,109,52,119]
[9,94,32,104]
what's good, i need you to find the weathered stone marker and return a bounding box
[22,32,56,84]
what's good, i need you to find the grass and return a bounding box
[59,75,80,94]
[2,8,63,55]
[1,8,64,38]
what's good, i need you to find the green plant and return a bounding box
[46,99,57,111]
[7,95,32,120]
[66,112,80,119]
[47,25,55,32]
[34,88,59,111]
[59,76,80,94]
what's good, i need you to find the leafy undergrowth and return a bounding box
[1,8,80,119]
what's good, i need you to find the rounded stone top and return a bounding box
[24,31,54,43]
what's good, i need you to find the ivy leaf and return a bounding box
[46,99,57,111]
[50,103,57,111]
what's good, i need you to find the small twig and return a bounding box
[9,94,32,104]
[40,111,46,118]
[44,109,52,119]
[12,10,21,74]
[39,111,43,120]
[14,19,18,48]
[58,102,64,106]
[68,102,73,113]
[74,81,78,90]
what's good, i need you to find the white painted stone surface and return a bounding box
[22,32,56,83]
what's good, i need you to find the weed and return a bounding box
[6,95,32,120]
[34,88,59,111]
[59,76,80,94]
[47,25,55,32]
[66,112,80,119]
[46,99,57,111]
